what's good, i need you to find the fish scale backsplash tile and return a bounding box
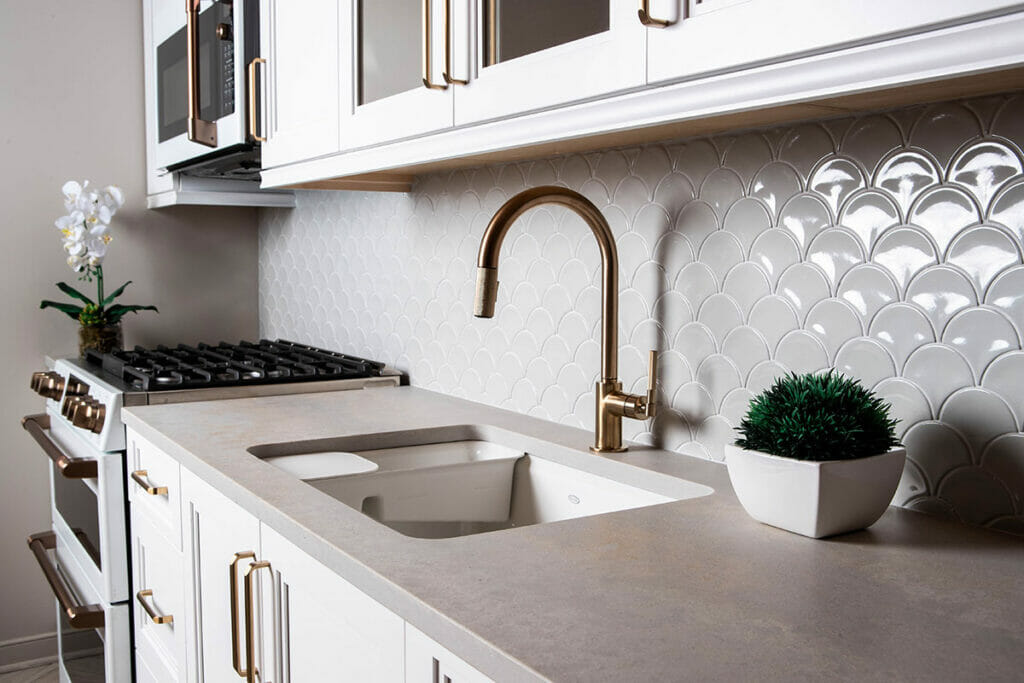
[260,93,1024,535]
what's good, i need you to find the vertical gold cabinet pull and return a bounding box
[136,589,174,624]
[244,561,273,683]
[186,0,218,146]
[638,0,674,27]
[422,0,448,89]
[442,0,467,85]
[131,470,168,496]
[230,551,256,678]
[248,58,267,142]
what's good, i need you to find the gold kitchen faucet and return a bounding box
[473,186,657,453]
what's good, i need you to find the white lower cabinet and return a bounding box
[127,451,489,683]
[257,524,406,682]
[405,623,491,683]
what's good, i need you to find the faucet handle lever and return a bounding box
[645,350,658,418]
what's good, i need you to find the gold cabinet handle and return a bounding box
[230,551,256,678]
[131,470,169,496]
[136,589,174,625]
[248,57,267,142]
[422,0,448,90]
[186,0,218,146]
[27,532,105,629]
[244,560,273,683]
[638,0,674,27]
[442,0,467,85]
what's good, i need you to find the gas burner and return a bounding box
[84,339,386,391]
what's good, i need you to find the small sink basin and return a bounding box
[250,426,712,539]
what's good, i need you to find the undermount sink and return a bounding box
[249,426,712,539]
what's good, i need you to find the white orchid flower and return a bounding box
[101,185,125,210]
[54,180,123,273]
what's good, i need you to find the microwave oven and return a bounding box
[150,0,262,179]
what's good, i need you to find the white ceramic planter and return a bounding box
[724,445,906,538]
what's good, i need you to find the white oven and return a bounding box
[25,412,131,682]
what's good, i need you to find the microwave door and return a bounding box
[153,0,247,170]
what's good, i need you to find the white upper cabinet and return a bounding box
[340,0,454,149]
[452,0,646,125]
[258,0,342,168]
[645,0,1024,85]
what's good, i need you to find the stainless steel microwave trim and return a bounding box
[22,414,98,479]
[27,531,106,630]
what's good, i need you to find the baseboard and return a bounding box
[0,630,101,673]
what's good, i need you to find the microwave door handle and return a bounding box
[27,531,106,629]
[22,414,98,479]
[186,0,218,147]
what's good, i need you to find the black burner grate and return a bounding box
[84,339,386,391]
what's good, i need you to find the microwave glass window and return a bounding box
[485,0,609,66]
[358,0,421,105]
[157,1,234,142]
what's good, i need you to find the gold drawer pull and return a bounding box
[136,589,173,625]
[244,560,273,683]
[231,551,257,678]
[638,0,674,27]
[131,470,168,496]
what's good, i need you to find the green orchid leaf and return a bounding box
[101,280,132,306]
[56,282,94,305]
[104,304,159,323]
[40,300,84,321]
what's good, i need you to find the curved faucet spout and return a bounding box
[473,186,619,381]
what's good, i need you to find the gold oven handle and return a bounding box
[186,0,218,146]
[27,531,105,629]
[22,414,97,479]
[230,551,257,678]
[422,0,448,90]
[638,0,674,27]
[244,560,273,683]
[442,0,467,85]
[136,589,174,625]
[131,470,169,496]
[248,57,267,142]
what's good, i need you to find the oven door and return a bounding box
[24,412,129,604]
[27,532,131,683]
[152,0,257,170]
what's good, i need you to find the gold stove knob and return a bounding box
[62,395,85,419]
[32,372,65,399]
[65,378,89,397]
[71,399,106,434]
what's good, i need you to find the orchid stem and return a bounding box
[96,266,104,312]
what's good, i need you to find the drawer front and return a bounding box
[405,623,492,683]
[135,622,179,683]
[131,510,185,675]
[127,428,182,550]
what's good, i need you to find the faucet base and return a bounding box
[590,445,629,454]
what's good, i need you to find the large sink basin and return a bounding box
[249,426,713,539]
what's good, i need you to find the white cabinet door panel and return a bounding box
[454,0,646,125]
[647,0,1024,85]
[258,524,406,682]
[259,0,342,168]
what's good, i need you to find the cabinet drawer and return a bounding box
[131,510,185,676]
[135,624,179,683]
[405,623,492,683]
[127,428,182,550]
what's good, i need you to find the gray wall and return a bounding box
[261,92,1024,537]
[0,3,259,662]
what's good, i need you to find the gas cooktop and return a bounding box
[83,339,388,392]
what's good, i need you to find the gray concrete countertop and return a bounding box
[123,386,1024,682]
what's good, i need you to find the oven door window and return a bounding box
[53,469,102,572]
[57,603,105,682]
[156,1,235,142]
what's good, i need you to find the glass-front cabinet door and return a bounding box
[341,0,454,149]
[452,0,646,125]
